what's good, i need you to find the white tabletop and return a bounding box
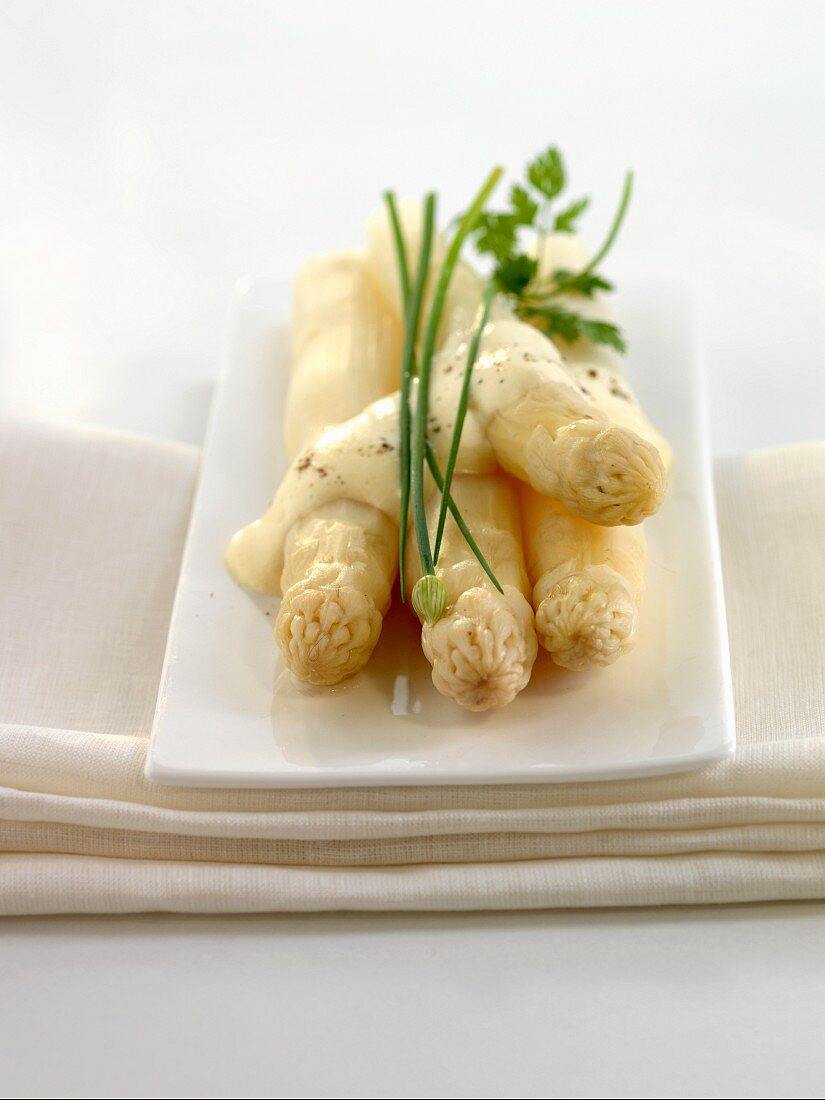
[1,2,824,1097]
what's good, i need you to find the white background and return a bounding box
[1,2,825,1097]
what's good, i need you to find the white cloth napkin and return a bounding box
[1,418,824,913]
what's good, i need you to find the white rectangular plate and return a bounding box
[147,276,735,787]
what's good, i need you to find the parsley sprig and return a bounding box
[468,147,632,353]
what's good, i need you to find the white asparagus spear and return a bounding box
[275,500,397,685]
[276,255,402,684]
[227,254,402,685]
[521,489,646,670]
[407,474,537,711]
[284,251,402,460]
[227,392,402,684]
[428,318,667,526]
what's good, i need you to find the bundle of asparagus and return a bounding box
[226,150,671,710]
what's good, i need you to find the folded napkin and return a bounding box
[1,418,824,914]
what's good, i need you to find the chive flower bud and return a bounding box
[412,574,447,626]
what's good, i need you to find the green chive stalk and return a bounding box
[382,191,411,309]
[409,167,503,599]
[425,443,502,594]
[390,193,435,599]
[578,170,634,278]
[543,170,634,300]
[432,278,497,562]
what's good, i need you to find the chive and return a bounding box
[425,443,503,594]
[394,194,435,598]
[411,166,502,579]
[579,170,633,278]
[432,278,497,562]
[383,191,411,310]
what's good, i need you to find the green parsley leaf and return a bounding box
[475,212,518,262]
[496,254,538,296]
[518,303,582,341]
[551,269,613,298]
[526,146,565,200]
[553,196,590,233]
[578,318,627,353]
[517,303,626,353]
[509,184,538,226]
